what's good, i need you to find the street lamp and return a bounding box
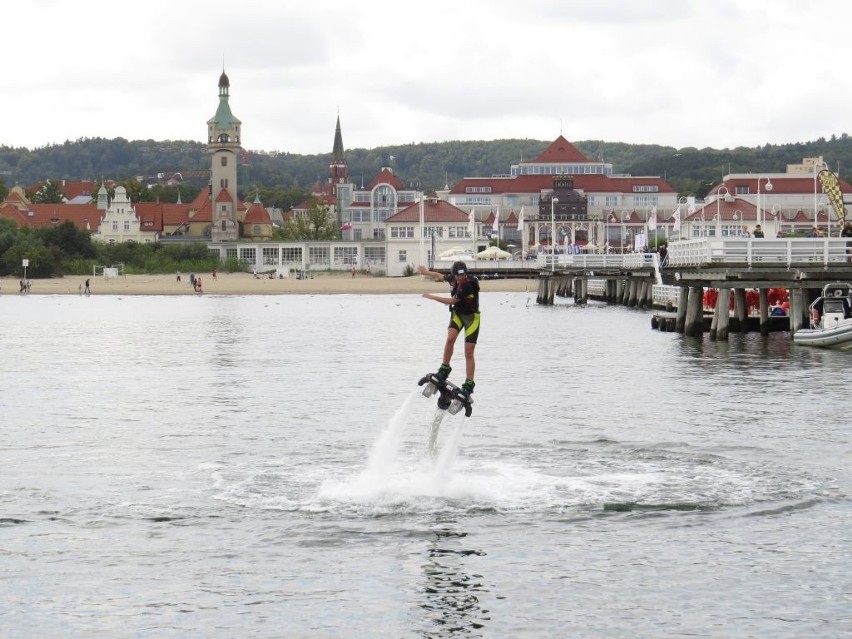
[676,196,688,240]
[550,196,559,271]
[817,196,829,235]
[756,176,773,227]
[813,159,828,225]
[715,186,730,237]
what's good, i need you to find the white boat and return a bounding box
[793,283,852,349]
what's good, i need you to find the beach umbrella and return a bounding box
[439,246,469,258]
[476,246,512,260]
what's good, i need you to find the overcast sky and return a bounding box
[5,0,847,155]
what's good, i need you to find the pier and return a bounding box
[532,237,852,341]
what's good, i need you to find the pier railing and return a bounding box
[666,238,851,268]
[536,252,658,270]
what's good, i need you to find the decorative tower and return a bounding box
[328,113,348,195]
[207,69,242,241]
[329,113,352,234]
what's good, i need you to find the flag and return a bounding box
[648,210,657,231]
[517,206,525,228]
[339,222,352,231]
[492,209,499,235]
[687,197,696,214]
[672,208,681,232]
[468,209,475,237]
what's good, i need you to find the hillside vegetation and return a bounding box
[2,133,851,202]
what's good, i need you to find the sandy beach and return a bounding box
[1,272,538,296]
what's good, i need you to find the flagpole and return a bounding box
[469,208,476,258]
[518,206,525,258]
[419,193,424,266]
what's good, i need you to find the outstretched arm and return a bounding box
[422,292,457,305]
[416,265,445,282]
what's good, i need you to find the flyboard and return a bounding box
[417,373,473,458]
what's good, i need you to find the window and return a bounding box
[239,247,256,263]
[253,225,261,235]
[632,185,659,193]
[262,247,278,264]
[398,250,407,262]
[221,156,228,166]
[423,226,443,238]
[465,186,492,194]
[391,226,415,238]
[458,196,491,206]
[309,246,330,264]
[364,246,385,263]
[112,221,118,231]
[281,247,302,262]
[372,184,397,211]
[334,246,358,264]
[124,221,130,231]
[634,196,658,207]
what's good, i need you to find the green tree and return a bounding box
[119,179,156,203]
[37,220,97,260]
[29,179,65,204]
[0,178,8,201]
[280,197,338,240]
[1,233,56,277]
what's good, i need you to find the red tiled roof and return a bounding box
[0,202,100,230]
[367,167,406,191]
[386,199,469,223]
[684,197,758,222]
[244,201,271,224]
[532,135,592,163]
[60,180,99,200]
[133,204,163,232]
[714,176,852,196]
[214,188,233,203]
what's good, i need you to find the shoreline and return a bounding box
[0,272,538,296]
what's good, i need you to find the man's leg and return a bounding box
[464,342,476,381]
[442,328,460,367]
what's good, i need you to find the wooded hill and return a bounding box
[2,132,851,202]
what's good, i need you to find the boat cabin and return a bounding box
[810,283,852,328]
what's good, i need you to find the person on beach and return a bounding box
[417,260,480,400]
[84,278,91,295]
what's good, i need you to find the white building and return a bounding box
[93,185,149,244]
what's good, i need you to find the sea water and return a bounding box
[1,291,850,638]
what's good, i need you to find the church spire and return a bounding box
[332,112,344,162]
[328,111,348,194]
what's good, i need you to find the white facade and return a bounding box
[93,186,148,244]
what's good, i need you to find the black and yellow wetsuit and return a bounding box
[444,274,480,343]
